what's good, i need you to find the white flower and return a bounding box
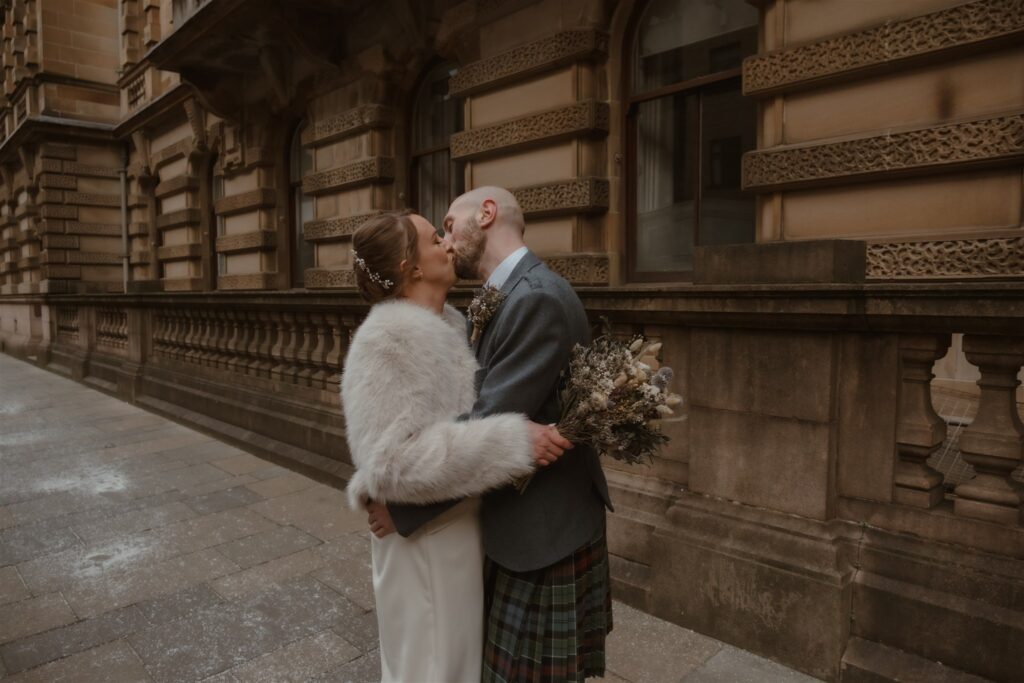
[656,404,674,416]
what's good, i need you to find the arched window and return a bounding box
[626,0,758,281]
[410,62,464,230]
[289,122,314,287]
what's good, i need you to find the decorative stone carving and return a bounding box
[157,244,202,261]
[867,237,1024,279]
[151,138,192,168]
[130,251,150,265]
[513,178,609,218]
[62,162,120,179]
[67,251,122,265]
[39,174,77,190]
[543,253,610,285]
[64,192,121,208]
[744,0,1024,96]
[451,101,609,160]
[40,205,76,219]
[301,157,395,196]
[449,29,609,97]
[214,188,276,216]
[301,105,395,147]
[303,211,383,242]
[128,222,150,237]
[742,114,1024,190]
[162,277,204,291]
[216,230,276,253]
[41,264,81,279]
[155,175,199,199]
[40,143,76,160]
[66,222,122,236]
[217,273,275,290]
[155,208,201,230]
[184,97,207,151]
[304,267,356,288]
[42,235,79,249]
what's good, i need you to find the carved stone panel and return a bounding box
[513,178,609,218]
[544,253,610,285]
[65,192,121,208]
[155,208,202,230]
[303,211,383,242]
[214,188,276,216]
[67,252,123,265]
[151,139,192,169]
[450,101,609,160]
[742,114,1024,190]
[744,0,1024,96]
[41,265,81,279]
[304,267,356,288]
[217,273,275,290]
[301,105,395,147]
[301,158,395,196]
[215,230,276,253]
[156,244,203,261]
[449,29,609,97]
[67,222,122,236]
[155,175,199,199]
[867,237,1024,279]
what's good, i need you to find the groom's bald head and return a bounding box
[442,186,527,280]
[450,186,524,235]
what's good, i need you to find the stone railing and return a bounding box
[96,306,128,353]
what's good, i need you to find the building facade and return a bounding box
[1,0,1022,680]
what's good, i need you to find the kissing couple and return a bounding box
[341,186,614,682]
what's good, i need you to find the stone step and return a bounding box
[840,637,991,683]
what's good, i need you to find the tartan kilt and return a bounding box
[482,528,613,683]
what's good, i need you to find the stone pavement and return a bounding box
[0,354,821,682]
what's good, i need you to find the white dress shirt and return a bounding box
[485,246,529,290]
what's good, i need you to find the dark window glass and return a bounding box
[411,63,464,231]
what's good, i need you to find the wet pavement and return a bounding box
[0,354,820,682]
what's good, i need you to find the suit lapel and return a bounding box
[472,250,540,358]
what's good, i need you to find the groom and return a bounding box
[370,186,613,681]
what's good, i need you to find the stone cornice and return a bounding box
[300,105,394,148]
[214,188,276,216]
[513,178,609,218]
[743,0,1024,96]
[156,243,203,261]
[867,237,1024,279]
[450,101,609,161]
[215,230,276,253]
[217,273,276,290]
[303,211,382,242]
[742,113,1024,191]
[301,157,395,196]
[449,29,609,97]
[544,253,610,285]
[304,267,356,289]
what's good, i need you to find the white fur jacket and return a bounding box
[341,299,534,510]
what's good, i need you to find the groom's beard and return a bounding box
[453,218,486,280]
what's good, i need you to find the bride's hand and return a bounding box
[527,422,573,467]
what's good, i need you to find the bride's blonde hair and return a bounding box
[351,210,419,303]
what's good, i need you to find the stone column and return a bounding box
[894,334,950,508]
[954,335,1024,525]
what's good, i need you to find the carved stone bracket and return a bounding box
[543,253,610,285]
[301,157,395,196]
[301,105,395,148]
[867,237,1024,279]
[217,273,276,290]
[513,178,609,218]
[450,101,609,161]
[303,211,383,242]
[304,267,356,289]
[214,188,276,216]
[449,29,609,97]
[215,230,276,253]
[744,0,1024,96]
[742,113,1024,191]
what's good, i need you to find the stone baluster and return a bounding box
[954,335,1024,525]
[245,311,263,377]
[294,312,314,386]
[237,312,255,375]
[162,311,175,359]
[209,310,228,369]
[174,310,189,361]
[283,312,302,383]
[256,311,275,378]
[308,312,329,389]
[183,309,199,363]
[118,310,128,349]
[894,334,951,508]
[269,312,290,381]
[194,310,209,366]
[224,310,240,369]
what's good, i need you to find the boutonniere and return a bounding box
[467,284,507,345]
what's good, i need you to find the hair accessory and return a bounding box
[352,250,394,289]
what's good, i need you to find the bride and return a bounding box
[341,210,570,683]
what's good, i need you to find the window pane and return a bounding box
[416,150,452,231]
[290,124,313,182]
[698,80,755,246]
[292,187,315,287]
[633,0,757,93]
[635,93,697,273]
[413,63,462,153]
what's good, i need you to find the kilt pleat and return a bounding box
[482,529,612,683]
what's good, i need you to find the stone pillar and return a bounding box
[954,335,1024,525]
[894,334,950,508]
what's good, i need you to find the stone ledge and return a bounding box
[64,192,121,208]
[301,158,395,196]
[67,252,122,265]
[62,162,120,179]
[42,235,79,249]
[694,240,866,285]
[513,178,609,218]
[66,222,122,237]
[215,230,276,253]
[155,208,201,231]
[867,237,1024,279]
[301,105,394,147]
[39,173,77,190]
[156,243,203,261]
[742,113,1024,191]
[155,175,199,199]
[303,267,355,289]
[161,276,205,292]
[303,211,382,242]
[450,101,609,161]
[217,273,276,290]
[544,253,610,285]
[449,29,609,97]
[40,264,81,279]
[151,138,192,169]
[214,188,276,216]
[744,0,1024,96]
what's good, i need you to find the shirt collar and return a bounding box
[485,246,529,290]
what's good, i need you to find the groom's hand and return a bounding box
[528,422,573,467]
[366,500,396,538]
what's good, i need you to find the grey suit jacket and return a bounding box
[389,251,611,571]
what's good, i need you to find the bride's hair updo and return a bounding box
[351,210,419,303]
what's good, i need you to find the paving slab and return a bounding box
[1,639,153,683]
[313,648,381,683]
[604,602,723,683]
[186,485,265,515]
[0,566,30,606]
[214,525,322,569]
[209,548,327,602]
[247,487,365,541]
[216,631,362,682]
[212,453,277,476]
[682,645,822,682]
[134,583,227,629]
[0,592,77,644]
[244,473,317,499]
[72,501,198,544]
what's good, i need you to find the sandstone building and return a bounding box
[1,0,1022,680]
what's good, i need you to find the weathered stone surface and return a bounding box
[219,631,361,682]
[211,453,275,476]
[685,646,822,682]
[0,566,30,606]
[694,240,867,284]
[134,582,225,628]
[246,487,364,541]
[209,547,326,601]
[72,501,198,544]
[604,601,722,682]
[0,593,77,643]
[185,485,264,515]
[1,640,151,683]
[314,647,380,683]
[243,472,316,499]
[214,524,321,569]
